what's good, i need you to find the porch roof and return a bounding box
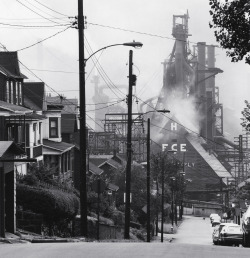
[89,162,103,176]
[0,101,32,115]
[0,141,24,158]
[43,139,74,153]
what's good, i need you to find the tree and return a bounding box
[209,0,250,64]
[241,100,250,130]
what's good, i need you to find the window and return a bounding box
[6,81,9,102]
[33,123,37,145]
[38,122,42,144]
[10,81,14,104]
[19,82,22,104]
[49,118,58,138]
[15,82,18,104]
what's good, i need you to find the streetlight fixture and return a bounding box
[78,1,143,237]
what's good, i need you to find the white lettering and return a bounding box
[171,144,177,151]
[162,144,168,152]
[171,123,178,131]
[180,144,187,152]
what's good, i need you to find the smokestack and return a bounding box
[206,45,216,141]
[197,42,207,139]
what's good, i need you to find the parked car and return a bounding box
[212,225,220,245]
[242,206,250,247]
[210,214,221,225]
[212,219,221,227]
[218,223,242,246]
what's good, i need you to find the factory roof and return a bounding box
[186,133,232,184]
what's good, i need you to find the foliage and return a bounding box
[209,0,250,64]
[237,182,250,200]
[150,152,184,220]
[130,228,146,242]
[17,163,80,196]
[17,184,79,223]
[241,100,250,130]
[113,163,147,223]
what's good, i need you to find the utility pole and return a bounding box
[147,118,151,242]
[78,0,88,237]
[161,158,164,243]
[124,50,133,239]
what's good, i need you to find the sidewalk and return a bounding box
[151,220,183,243]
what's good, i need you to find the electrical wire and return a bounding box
[88,21,222,49]
[16,0,62,25]
[84,36,127,98]
[86,99,125,112]
[0,22,70,28]
[33,0,69,18]
[16,26,72,52]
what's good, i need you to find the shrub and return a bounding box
[17,183,79,223]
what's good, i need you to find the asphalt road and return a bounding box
[1,216,250,258]
[173,215,213,245]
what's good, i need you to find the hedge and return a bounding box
[17,183,79,223]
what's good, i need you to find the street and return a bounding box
[1,216,250,258]
[174,215,213,245]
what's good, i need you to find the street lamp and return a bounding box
[78,2,143,237]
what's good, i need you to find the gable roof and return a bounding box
[23,82,45,111]
[89,155,113,167]
[99,158,122,169]
[46,95,78,114]
[0,52,26,79]
[43,139,74,153]
[0,141,24,158]
[186,133,232,184]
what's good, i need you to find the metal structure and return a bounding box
[89,11,250,200]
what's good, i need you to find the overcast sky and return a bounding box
[1,0,249,132]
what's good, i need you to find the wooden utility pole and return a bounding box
[78,0,88,237]
[124,50,133,239]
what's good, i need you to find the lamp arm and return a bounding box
[84,43,124,64]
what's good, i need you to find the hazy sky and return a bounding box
[1,0,249,132]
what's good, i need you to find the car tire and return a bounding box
[243,233,250,248]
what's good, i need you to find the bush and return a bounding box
[17,183,79,223]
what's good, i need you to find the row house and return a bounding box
[23,82,75,185]
[0,51,75,236]
[0,51,34,237]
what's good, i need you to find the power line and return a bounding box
[88,21,222,49]
[84,36,126,99]
[0,22,70,28]
[33,0,69,17]
[16,0,62,25]
[16,26,72,52]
